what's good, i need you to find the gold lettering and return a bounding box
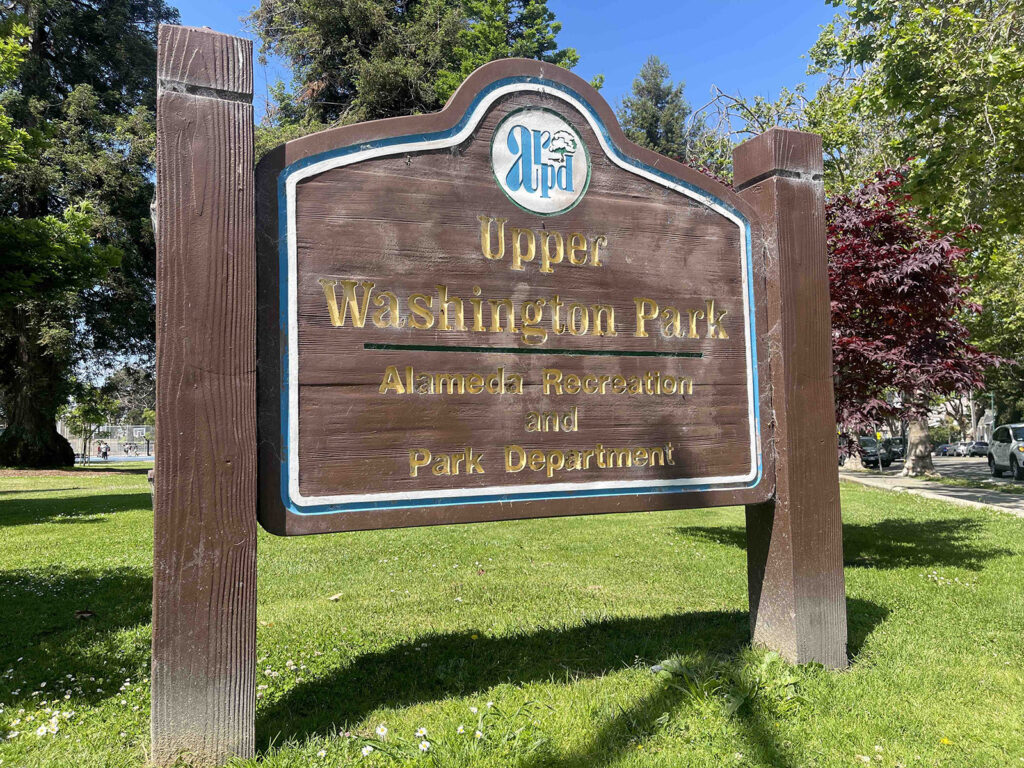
[479,215,507,260]
[379,366,405,394]
[521,299,548,345]
[505,445,526,472]
[687,308,705,339]
[371,290,403,329]
[590,235,607,266]
[509,227,536,271]
[568,233,588,265]
[409,293,435,330]
[567,303,589,336]
[660,307,682,337]
[409,449,431,477]
[705,299,729,339]
[320,278,374,327]
[634,298,658,337]
[540,231,564,273]
[488,298,518,333]
[437,285,465,332]
[543,369,563,394]
[590,304,616,337]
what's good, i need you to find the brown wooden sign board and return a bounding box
[255,61,774,535]
[154,24,847,767]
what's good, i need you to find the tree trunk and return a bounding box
[843,451,869,472]
[901,419,937,477]
[0,312,76,468]
[0,395,75,468]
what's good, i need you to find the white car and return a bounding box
[988,423,1024,481]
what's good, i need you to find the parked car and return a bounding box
[858,436,893,468]
[933,443,951,456]
[953,441,973,457]
[967,441,989,457]
[988,424,1024,480]
[889,437,907,460]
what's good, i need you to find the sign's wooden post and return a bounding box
[153,25,257,765]
[733,128,848,669]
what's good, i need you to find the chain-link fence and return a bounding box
[58,423,155,461]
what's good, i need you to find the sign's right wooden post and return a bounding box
[733,129,848,669]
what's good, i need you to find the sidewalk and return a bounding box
[839,469,1024,518]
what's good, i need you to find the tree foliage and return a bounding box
[102,366,155,425]
[828,168,995,437]
[810,0,1024,427]
[0,0,177,467]
[60,384,118,462]
[967,240,1024,422]
[811,0,1024,240]
[435,0,578,102]
[249,0,579,156]
[618,56,731,176]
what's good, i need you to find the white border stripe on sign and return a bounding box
[284,83,758,507]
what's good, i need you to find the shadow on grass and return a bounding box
[0,491,152,527]
[0,567,151,706]
[258,598,886,766]
[0,486,85,496]
[673,517,1011,571]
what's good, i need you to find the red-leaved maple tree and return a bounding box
[827,167,995,473]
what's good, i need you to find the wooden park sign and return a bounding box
[154,24,847,766]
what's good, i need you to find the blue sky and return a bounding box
[170,0,839,123]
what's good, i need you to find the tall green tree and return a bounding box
[249,0,465,128]
[0,0,178,467]
[617,56,730,175]
[809,0,1024,425]
[810,0,1024,240]
[249,0,580,156]
[434,0,579,102]
[618,56,692,160]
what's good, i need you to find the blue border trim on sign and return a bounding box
[277,75,762,515]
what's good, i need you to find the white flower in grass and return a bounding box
[361,745,374,756]
[35,725,47,737]
[456,725,465,734]
[375,724,388,739]
[419,740,431,752]
[415,727,427,738]
[474,730,483,740]
[469,706,478,714]
[316,748,326,757]
[486,701,493,709]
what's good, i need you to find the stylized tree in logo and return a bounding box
[548,130,577,165]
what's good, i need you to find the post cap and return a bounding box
[732,128,823,190]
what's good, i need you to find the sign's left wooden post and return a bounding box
[153,25,256,766]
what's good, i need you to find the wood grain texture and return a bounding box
[255,62,775,535]
[153,25,256,766]
[157,24,252,95]
[735,128,848,669]
[733,128,824,187]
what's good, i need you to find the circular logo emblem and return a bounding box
[490,108,590,216]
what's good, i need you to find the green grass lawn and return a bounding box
[1,469,1022,768]
[923,475,1024,496]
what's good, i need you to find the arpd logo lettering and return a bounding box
[491,108,590,216]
